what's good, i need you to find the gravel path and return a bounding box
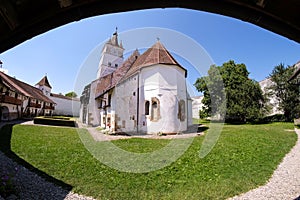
[0,151,97,200]
[228,128,300,200]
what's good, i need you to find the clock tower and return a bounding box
[97,29,124,78]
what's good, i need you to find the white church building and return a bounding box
[80,31,193,134]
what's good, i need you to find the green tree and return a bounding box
[194,65,226,120]
[268,63,300,121]
[194,60,266,122]
[65,91,77,98]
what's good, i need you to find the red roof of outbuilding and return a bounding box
[0,72,55,104]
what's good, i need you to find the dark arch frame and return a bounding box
[0,106,9,121]
[0,0,299,54]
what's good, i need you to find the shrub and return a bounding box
[34,117,76,127]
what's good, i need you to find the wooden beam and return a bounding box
[58,0,73,8]
[0,0,19,30]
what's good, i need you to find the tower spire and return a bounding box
[111,27,119,46]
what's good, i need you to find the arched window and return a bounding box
[151,97,160,121]
[145,101,150,115]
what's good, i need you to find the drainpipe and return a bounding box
[136,73,140,134]
[185,81,189,127]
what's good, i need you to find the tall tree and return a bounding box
[65,91,77,98]
[194,64,226,120]
[194,60,266,122]
[268,63,300,121]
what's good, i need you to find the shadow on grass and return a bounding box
[0,123,72,198]
[197,126,209,132]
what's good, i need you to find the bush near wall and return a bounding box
[33,117,76,127]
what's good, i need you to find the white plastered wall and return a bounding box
[139,64,188,134]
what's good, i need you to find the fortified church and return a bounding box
[80,30,193,134]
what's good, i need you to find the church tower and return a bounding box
[97,29,124,78]
[35,75,52,96]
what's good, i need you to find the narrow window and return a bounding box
[108,94,112,106]
[151,97,160,121]
[145,101,150,115]
[115,63,118,67]
[178,100,186,121]
[108,62,112,66]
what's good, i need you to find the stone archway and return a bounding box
[0,1,299,53]
[0,106,9,121]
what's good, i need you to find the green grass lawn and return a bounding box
[3,123,297,199]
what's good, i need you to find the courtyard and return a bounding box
[0,121,298,199]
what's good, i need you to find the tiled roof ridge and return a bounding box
[158,41,180,65]
[0,71,54,103]
[121,41,187,81]
[0,71,31,96]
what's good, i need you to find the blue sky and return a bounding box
[1,8,300,96]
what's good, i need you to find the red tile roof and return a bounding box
[95,50,140,98]
[0,72,55,104]
[36,75,52,88]
[95,41,187,99]
[122,41,187,81]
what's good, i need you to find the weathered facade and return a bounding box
[80,31,193,134]
[259,78,283,116]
